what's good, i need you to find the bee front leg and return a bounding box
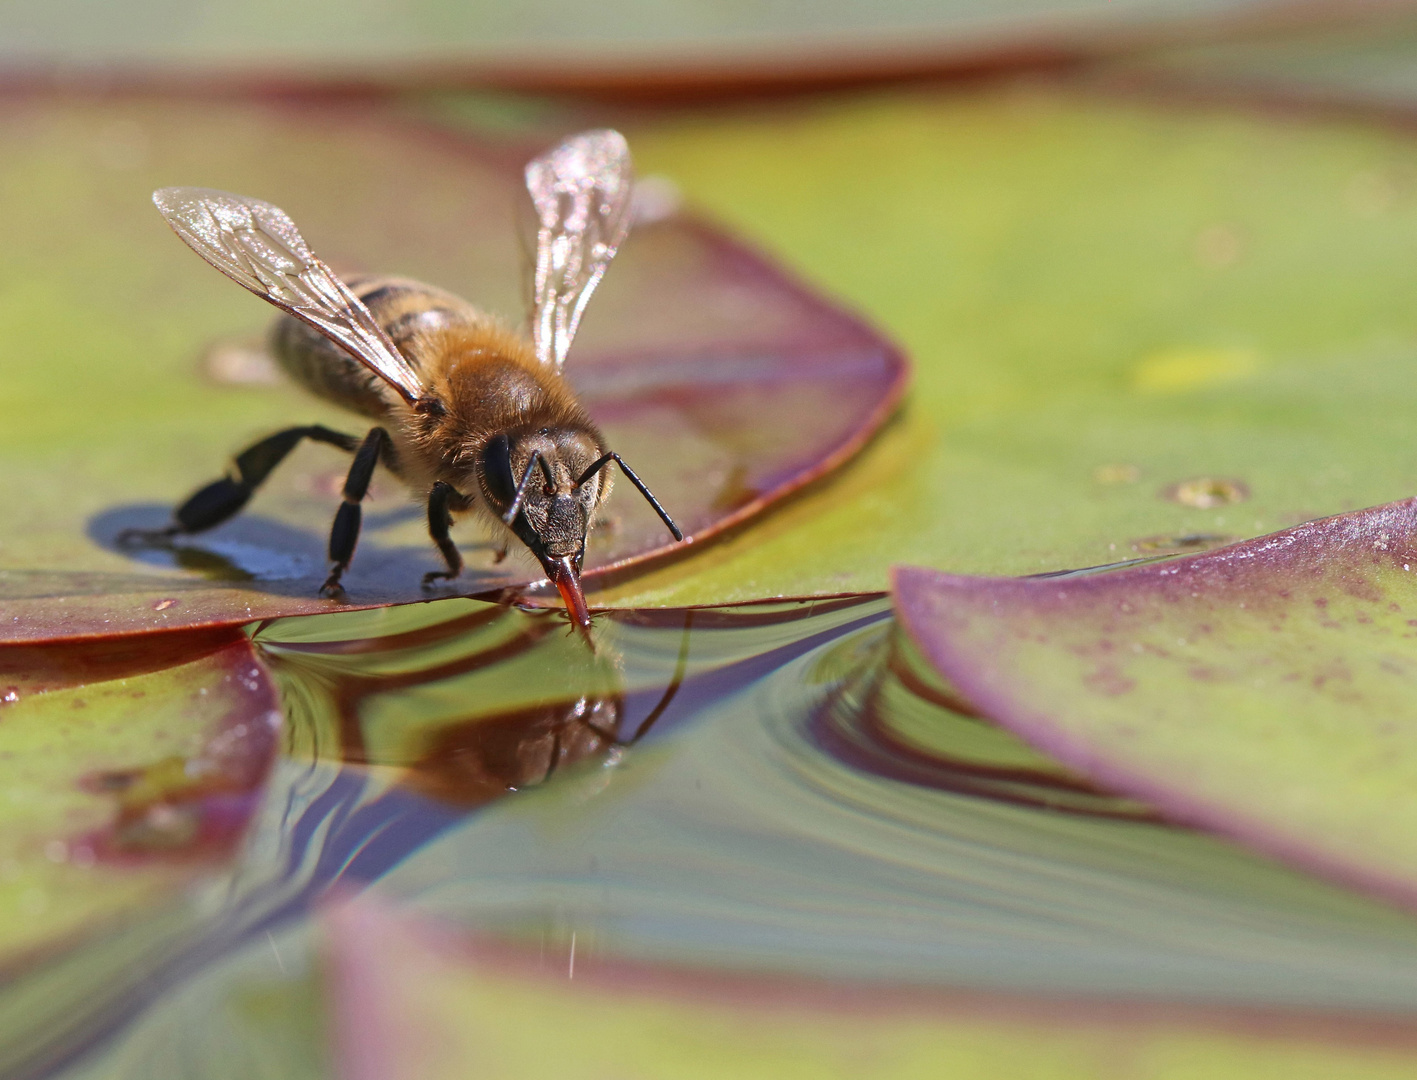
[321,427,390,597]
[422,481,471,587]
[119,425,360,544]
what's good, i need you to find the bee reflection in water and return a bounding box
[321,610,692,811]
[408,696,625,807]
[400,675,684,809]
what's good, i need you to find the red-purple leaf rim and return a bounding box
[894,497,1417,911]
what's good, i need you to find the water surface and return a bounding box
[10,594,1417,1077]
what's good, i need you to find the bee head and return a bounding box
[476,428,608,629]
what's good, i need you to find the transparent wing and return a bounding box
[526,129,633,373]
[152,187,424,405]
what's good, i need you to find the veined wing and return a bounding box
[153,187,424,405]
[526,129,633,373]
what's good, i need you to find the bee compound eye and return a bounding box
[480,433,516,507]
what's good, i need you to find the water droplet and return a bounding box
[1131,532,1235,555]
[1164,478,1249,509]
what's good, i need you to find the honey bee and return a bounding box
[122,129,683,630]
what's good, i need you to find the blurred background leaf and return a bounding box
[0,0,1373,96]
[1110,5,1417,111]
[323,898,1417,1080]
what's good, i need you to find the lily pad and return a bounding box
[0,94,903,643]
[588,85,1417,607]
[1111,10,1417,112]
[0,0,1332,95]
[0,632,279,969]
[895,497,1417,910]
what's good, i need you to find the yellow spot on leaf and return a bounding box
[1130,347,1259,395]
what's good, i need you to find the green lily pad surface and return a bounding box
[0,632,278,972]
[895,497,1417,910]
[0,95,902,643]
[589,85,1417,607]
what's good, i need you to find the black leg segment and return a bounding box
[118,424,360,543]
[422,481,471,586]
[321,427,390,596]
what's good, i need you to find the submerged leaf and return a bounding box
[322,898,1417,1080]
[0,96,903,643]
[895,497,1417,910]
[0,633,279,968]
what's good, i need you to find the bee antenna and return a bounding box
[502,449,545,525]
[576,452,684,542]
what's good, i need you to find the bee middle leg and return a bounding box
[422,481,472,586]
[118,424,361,543]
[321,427,391,597]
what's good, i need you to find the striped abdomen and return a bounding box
[269,275,487,419]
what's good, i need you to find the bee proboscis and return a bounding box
[121,129,683,631]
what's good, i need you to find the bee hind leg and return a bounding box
[321,427,390,597]
[118,425,360,545]
[421,481,471,587]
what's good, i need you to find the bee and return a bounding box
[122,129,683,631]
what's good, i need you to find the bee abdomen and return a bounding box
[353,277,483,357]
[269,274,485,419]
